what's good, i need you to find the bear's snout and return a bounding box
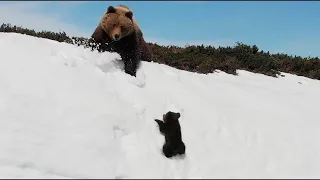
[114,34,120,41]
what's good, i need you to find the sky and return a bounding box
[0,1,319,58]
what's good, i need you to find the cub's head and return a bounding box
[163,111,181,125]
[99,5,135,41]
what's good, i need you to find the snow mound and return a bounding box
[1,33,320,178]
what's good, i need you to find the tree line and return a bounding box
[1,23,319,80]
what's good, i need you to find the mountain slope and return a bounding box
[0,33,320,178]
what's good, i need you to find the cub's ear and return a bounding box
[125,11,133,19]
[107,6,116,14]
[173,112,181,119]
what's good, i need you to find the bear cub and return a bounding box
[155,111,186,158]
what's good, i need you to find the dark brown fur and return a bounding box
[155,111,186,158]
[91,5,152,77]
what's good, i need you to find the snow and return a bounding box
[1,32,320,179]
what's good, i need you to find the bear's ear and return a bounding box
[107,6,116,14]
[173,112,180,119]
[125,11,133,19]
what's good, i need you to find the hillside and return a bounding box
[1,23,320,81]
[1,32,320,178]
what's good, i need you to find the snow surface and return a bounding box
[1,32,320,179]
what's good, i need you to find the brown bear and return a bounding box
[91,5,152,77]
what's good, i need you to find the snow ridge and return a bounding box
[1,33,320,178]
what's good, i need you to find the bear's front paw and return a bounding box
[155,119,166,134]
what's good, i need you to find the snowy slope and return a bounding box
[1,32,320,179]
